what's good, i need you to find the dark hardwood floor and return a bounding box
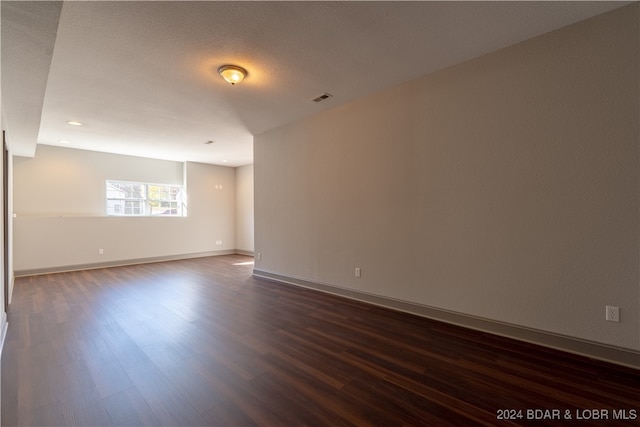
[2,254,638,426]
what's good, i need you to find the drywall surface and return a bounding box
[13,145,183,216]
[184,160,236,253]
[13,146,236,271]
[235,164,254,253]
[7,149,13,300]
[255,5,640,351]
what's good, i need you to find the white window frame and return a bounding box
[106,180,187,217]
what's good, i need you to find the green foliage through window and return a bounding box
[106,180,186,216]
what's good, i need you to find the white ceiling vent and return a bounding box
[312,93,333,103]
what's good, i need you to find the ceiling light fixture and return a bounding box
[67,121,83,126]
[58,140,71,144]
[218,65,247,85]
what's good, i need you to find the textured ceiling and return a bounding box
[2,1,630,166]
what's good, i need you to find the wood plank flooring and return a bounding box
[2,254,639,426]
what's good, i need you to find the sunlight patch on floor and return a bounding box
[233,261,255,266]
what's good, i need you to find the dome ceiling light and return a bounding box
[218,65,247,85]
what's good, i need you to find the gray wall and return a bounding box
[254,5,640,352]
[13,145,241,272]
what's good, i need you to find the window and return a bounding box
[106,180,186,216]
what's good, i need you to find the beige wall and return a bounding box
[14,145,183,216]
[7,149,13,301]
[13,145,238,272]
[255,5,640,352]
[0,4,4,406]
[235,164,254,253]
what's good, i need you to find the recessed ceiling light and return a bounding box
[58,140,71,144]
[67,121,83,126]
[222,160,228,163]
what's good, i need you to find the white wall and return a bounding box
[13,145,237,272]
[255,5,640,353]
[235,164,254,253]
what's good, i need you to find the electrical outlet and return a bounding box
[216,240,223,245]
[605,305,619,322]
[257,253,261,260]
[98,248,104,255]
[355,267,361,278]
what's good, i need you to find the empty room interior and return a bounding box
[1,1,639,426]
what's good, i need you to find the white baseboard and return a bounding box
[14,250,240,277]
[235,249,255,256]
[253,269,640,370]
